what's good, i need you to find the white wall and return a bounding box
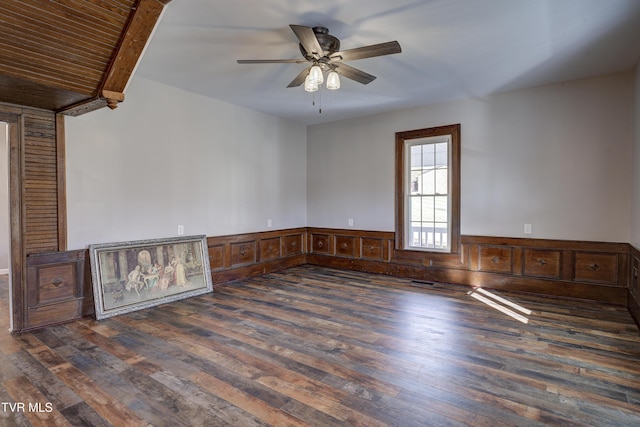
[0,122,8,271]
[308,72,634,242]
[631,63,640,247]
[66,72,634,249]
[65,77,307,250]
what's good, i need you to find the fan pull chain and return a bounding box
[311,90,322,114]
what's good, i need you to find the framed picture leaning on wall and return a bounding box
[89,235,213,320]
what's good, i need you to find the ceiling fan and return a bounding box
[237,25,402,91]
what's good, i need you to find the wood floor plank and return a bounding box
[3,376,72,427]
[2,268,640,426]
[184,311,405,398]
[190,371,309,427]
[6,349,84,412]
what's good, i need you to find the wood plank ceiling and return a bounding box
[0,0,170,116]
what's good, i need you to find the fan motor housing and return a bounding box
[299,26,340,59]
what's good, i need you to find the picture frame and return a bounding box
[89,235,213,320]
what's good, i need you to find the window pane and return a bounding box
[422,196,435,222]
[423,224,435,247]
[435,196,448,222]
[422,143,435,168]
[410,222,422,246]
[440,231,448,249]
[435,169,448,195]
[410,145,422,169]
[435,142,448,167]
[435,222,447,248]
[410,197,422,221]
[421,170,435,195]
[410,171,421,194]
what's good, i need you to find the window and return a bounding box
[395,124,460,253]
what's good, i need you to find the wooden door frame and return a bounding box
[1,110,23,332]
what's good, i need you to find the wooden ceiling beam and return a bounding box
[99,0,168,110]
[0,0,169,115]
[62,0,170,115]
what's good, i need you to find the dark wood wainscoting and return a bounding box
[307,228,630,306]
[17,227,638,331]
[19,229,308,332]
[207,228,307,284]
[24,250,93,332]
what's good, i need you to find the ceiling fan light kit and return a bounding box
[304,74,319,92]
[326,70,340,90]
[304,64,341,92]
[308,65,324,85]
[237,24,401,96]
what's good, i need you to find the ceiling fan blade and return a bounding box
[334,63,377,85]
[287,66,311,87]
[289,24,324,58]
[237,59,307,64]
[330,41,401,62]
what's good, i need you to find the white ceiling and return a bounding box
[135,0,640,125]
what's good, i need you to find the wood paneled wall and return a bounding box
[23,113,66,253]
[1,104,66,254]
[207,228,308,284]
[24,250,91,331]
[307,228,630,305]
[16,227,639,331]
[1,102,66,332]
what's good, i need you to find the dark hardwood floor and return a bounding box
[1,265,640,426]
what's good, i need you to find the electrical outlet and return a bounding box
[524,224,532,234]
[177,225,184,235]
[348,218,354,227]
[267,219,272,228]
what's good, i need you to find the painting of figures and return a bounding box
[89,235,213,319]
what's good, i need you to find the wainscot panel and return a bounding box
[283,234,303,256]
[308,228,394,262]
[24,250,90,331]
[307,230,630,305]
[208,245,225,271]
[207,228,307,285]
[260,237,281,261]
[523,249,562,279]
[335,235,358,258]
[362,237,385,261]
[310,233,330,254]
[478,245,514,274]
[574,252,619,285]
[230,241,256,267]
